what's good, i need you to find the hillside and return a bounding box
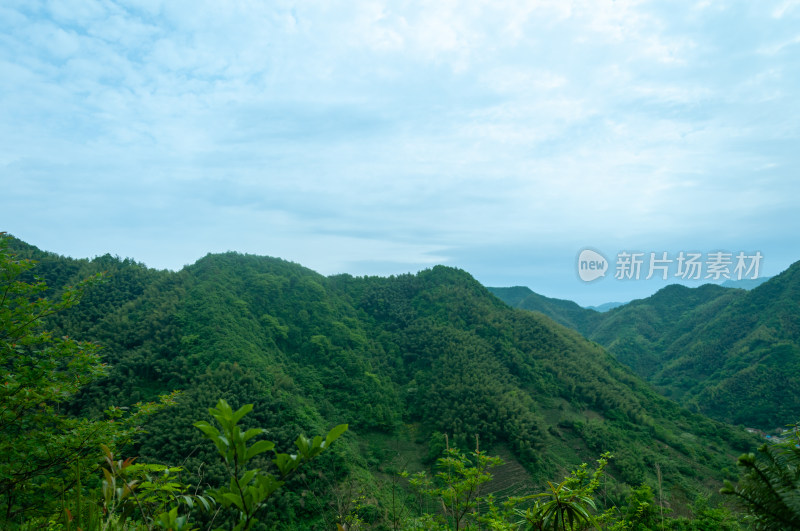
[491,265,800,430]
[586,301,627,312]
[585,283,742,380]
[6,236,759,527]
[487,286,599,331]
[654,263,800,427]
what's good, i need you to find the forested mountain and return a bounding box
[5,236,762,528]
[490,264,800,430]
[586,301,627,312]
[486,287,595,331]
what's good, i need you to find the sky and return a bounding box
[2,0,799,306]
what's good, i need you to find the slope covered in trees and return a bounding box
[486,287,595,331]
[4,236,763,527]
[490,263,800,430]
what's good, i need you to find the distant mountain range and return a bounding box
[4,234,760,521]
[578,276,770,313]
[585,301,626,312]
[721,276,772,289]
[489,265,799,429]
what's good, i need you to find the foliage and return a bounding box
[721,426,800,530]
[95,443,215,530]
[0,234,172,525]
[412,449,743,531]
[194,398,347,530]
[492,264,800,430]
[3,235,769,526]
[609,484,661,530]
[405,438,503,530]
[523,456,609,530]
[673,494,743,530]
[504,453,610,531]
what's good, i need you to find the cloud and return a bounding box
[1,0,799,304]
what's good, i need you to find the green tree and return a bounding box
[194,398,347,531]
[405,438,503,530]
[721,427,800,530]
[614,484,660,530]
[92,443,215,531]
[517,480,599,531]
[515,453,610,531]
[0,233,170,524]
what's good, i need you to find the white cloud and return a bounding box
[758,34,800,55]
[1,0,799,302]
[772,0,800,18]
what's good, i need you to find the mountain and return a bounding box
[490,265,800,430]
[6,236,759,526]
[653,263,800,427]
[486,286,598,331]
[586,301,627,312]
[721,276,771,289]
[583,283,741,380]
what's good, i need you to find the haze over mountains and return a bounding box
[585,301,626,312]
[8,234,791,526]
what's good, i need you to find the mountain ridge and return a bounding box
[490,263,800,429]
[3,234,761,525]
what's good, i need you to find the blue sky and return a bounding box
[2,1,799,305]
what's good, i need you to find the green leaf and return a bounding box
[231,403,254,424]
[193,421,221,439]
[240,469,257,487]
[294,434,311,458]
[245,439,275,461]
[255,474,284,499]
[242,427,265,442]
[273,453,301,476]
[324,423,348,447]
[222,492,245,512]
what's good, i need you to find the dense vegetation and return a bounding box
[3,234,784,529]
[490,267,800,430]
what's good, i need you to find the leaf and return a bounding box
[222,492,245,512]
[326,423,348,446]
[245,439,275,461]
[242,427,265,443]
[231,403,254,424]
[195,494,215,512]
[193,421,220,439]
[240,469,257,487]
[273,453,300,476]
[294,434,310,458]
[254,474,284,499]
[181,495,194,509]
